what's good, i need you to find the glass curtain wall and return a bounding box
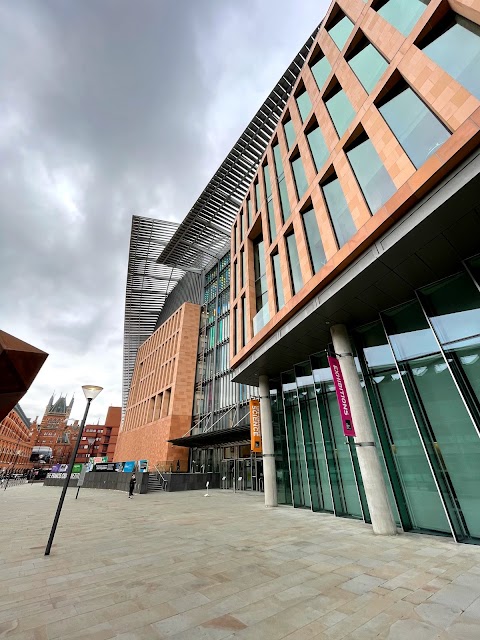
[194,252,257,437]
[272,253,480,543]
[274,353,367,519]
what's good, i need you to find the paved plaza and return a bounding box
[1,485,480,639]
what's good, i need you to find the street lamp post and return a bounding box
[45,385,102,556]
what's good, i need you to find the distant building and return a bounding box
[0,404,32,475]
[30,394,79,466]
[75,406,121,464]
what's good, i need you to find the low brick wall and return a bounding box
[44,472,148,494]
[162,472,221,492]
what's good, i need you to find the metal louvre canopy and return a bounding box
[169,424,251,448]
[157,27,320,272]
[123,215,183,414]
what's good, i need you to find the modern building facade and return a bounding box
[0,404,33,475]
[115,302,200,469]
[75,406,121,465]
[229,0,480,543]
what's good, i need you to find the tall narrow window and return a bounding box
[328,14,354,50]
[421,14,480,100]
[232,223,237,255]
[254,180,261,213]
[325,85,356,137]
[283,117,296,150]
[247,197,252,228]
[233,306,237,354]
[322,175,357,248]
[378,84,450,168]
[286,231,303,295]
[347,39,388,93]
[272,142,290,223]
[239,209,244,241]
[272,252,285,311]
[306,124,329,173]
[310,50,331,91]
[263,162,277,243]
[232,260,237,299]
[241,296,247,347]
[291,154,308,201]
[240,249,245,288]
[302,206,327,273]
[346,134,396,213]
[376,0,429,37]
[296,87,313,123]
[253,237,269,334]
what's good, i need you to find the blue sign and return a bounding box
[123,461,135,473]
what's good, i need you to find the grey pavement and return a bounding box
[1,484,480,639]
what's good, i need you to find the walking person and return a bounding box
[129,473,136,498]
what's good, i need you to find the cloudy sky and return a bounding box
[0,0,329,424]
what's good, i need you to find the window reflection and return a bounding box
[328,14,355,50]
[377,0,429,37]
[348,41,388,93]
[422,15,480,99]
[346,135,396,213]
[325,87,356,138]
[322,175,357,248]
[378,84,450,169]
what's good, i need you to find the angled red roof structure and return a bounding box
[0,330,48,421]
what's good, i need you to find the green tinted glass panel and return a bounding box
[378,0,428,36]
[263,164,272,198]
[349,43,388,93]
[302,207,326,273]
[267,200,277,244]
[284,119,296,149]
[272,253,285,310]
[328,15,354,50]
[283,371,311,508]
[379,86,450,168]
[347,137,396,213]
[358,323,450,533]
[247,198,252,228]
[273,143,284,178]
[310,55,331,90]
[307,127,329,173]
[423,17,480,99]
[384,300,480,540]
[286,232,303,295]
[241,296,247,347]
[255,181,261,211]
[325,89,356,137]
[278,178,290,222]
[291,155,308,199]
[322,177,356,248]
[296,89,313,122]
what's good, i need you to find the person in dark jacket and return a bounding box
[129,473,136,498]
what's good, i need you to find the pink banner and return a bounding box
[328,356,356,437]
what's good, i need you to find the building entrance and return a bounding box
[220,455,263,491]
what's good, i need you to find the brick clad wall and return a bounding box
[114,303,201,469]
[230,0,480,369]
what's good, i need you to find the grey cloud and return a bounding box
[0,0,328,422]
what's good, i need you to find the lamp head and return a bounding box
[87,438,95,445]
[82,385,103,401]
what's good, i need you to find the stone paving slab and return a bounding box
[1,485,480,639]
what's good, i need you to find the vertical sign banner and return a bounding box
[328,356,356,437]
[250,399,262,453]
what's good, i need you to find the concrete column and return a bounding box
[258,375,278,507]
[330,325,397,536]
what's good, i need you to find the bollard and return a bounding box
[204,481,210,497]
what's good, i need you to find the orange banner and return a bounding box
[250,399,262,453]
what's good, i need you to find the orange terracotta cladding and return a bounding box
[230,0,480,370]
[114,302,201,469]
